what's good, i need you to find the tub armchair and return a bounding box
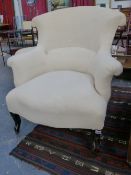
[6,7,126,145]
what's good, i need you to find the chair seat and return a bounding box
[6,71,107,129]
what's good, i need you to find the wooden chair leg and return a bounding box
[10,112,21,134]
[93,130,102,151]
[91,130,102,151]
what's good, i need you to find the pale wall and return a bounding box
[111,0,131,8]
[95,0,131,8]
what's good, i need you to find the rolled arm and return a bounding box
[7,47,46,87]
[93,53,123,101]
[96,54,123,76]
[15,47,36,55]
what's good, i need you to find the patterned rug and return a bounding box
[10,79,131,175]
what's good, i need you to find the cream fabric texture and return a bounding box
[6,6,126,130]
[6,71,107,129]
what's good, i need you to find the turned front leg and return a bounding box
[87,130,102,151]
[92,130,102,151]
[10,112,21,134]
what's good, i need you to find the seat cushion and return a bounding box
[6,71,107,130]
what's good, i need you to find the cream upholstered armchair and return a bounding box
[6,7,126,145]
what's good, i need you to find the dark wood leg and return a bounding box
[91,130,102,151]
[87,130,102,152]
[10,112,21,134]
[127,129,131,166]
[0,41,5,66]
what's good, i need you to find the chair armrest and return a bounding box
[93,52,123,101]
[96,54,123,76]
[7,46,46,87]
[15,47,36,55]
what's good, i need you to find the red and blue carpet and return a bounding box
[10,79,131,175]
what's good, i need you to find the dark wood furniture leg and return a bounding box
[90,130,102,151]
[0,40,5,65]
[127,129,131,166]
[10,112,21,134]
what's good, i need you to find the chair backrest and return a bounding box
[32,6,126,53]
[23,21,32,30]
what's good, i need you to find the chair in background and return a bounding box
[6,30,24,55]
[23,20,32,29]
[21,20,38,47]
[6,7,126,149]
[126,11,131,54]
[0,37,5,65]
[0,22,12,63]
[118,8,131,54]
[113,25,126,47]
[2,20,38,56]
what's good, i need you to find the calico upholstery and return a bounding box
[6,7,126,130]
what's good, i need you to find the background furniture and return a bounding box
[0,27,38,58]
[0,23,11,30]
[112,54,131,80]
[126,11,131,55]
[22,20,38,47]
[0,37,5,65]
[113,26,126,47]
[113,8,131,55]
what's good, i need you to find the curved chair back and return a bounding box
[32,7,126,53]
